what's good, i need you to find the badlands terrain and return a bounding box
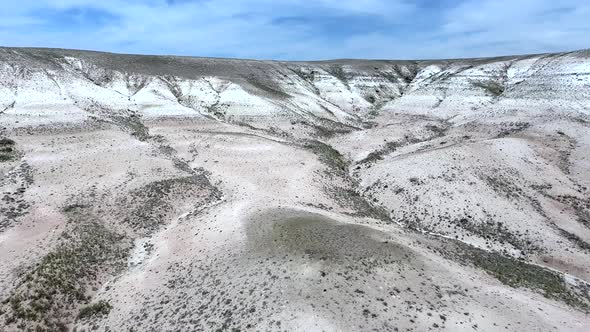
[0,47,589,331]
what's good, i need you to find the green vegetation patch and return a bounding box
[0,137,16,162]
[301,139,349,174]
[121,175,222,233]
[471,79,505,96]
[358,125,448,165]
[0,154,13,162]
[358,141,400,164]
[496,121,530,138]
[77,300,112,320]
[559,229,590,252]
[392,63,419,84]
[0,207,129,331]
[245,74,291,99]
[112,114,150,141]
[447,240,590,311]
[552,195,590,228]
[380,70,399,84]
[290,67,315,82]
[312,124,354,138]
[327,187,390,222]
[456,218,539,252]
[299,140,391,222]
[327,65,349,87]
[295,116,358,139]
[0,138,15,146]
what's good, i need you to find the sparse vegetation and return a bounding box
[551,195,590,228]
[120,175,222,233]
[0,162,33,230]
[327,187,390,221]
[0,137,16,162]
[0,138,15,145]
[358,124,448,165]
[296,116,357,138]
[300,139,390,222]
[496,121,530,137]
[327,65,349,87]
[456,217,538,252]
[359,141,400,164]
[160,75,184,101]
[245,74,291,99]
[112,113,150,141]
[124,73,150,97]
[290,67,315,82]
[450,242,590,311]
[77,300,112,320]
[392,63,419,84]
[312,123,353,138]
[65,58,114,87]
[0,206,129,330]
[206,101,228,119]
[559,229,590,252]
[301,139,349,174]
[472,79,505,96]
[380,71,399,84]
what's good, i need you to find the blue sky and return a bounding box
[0,0,588,60]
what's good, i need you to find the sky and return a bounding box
[0,0,588,60]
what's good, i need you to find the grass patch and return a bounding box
[380,71,399,84]
[552,195,590,228]
[456,218,538,252]
[472,80,504,96]
[296,115,357,139]
[447,241,590,311]
[120,175,222,233]
[312,124,353,138]
[327,65,349,88]
[0,138,15,146]
[559,229,590,252]
[111,114,150,141]
[328,187,390,222]
[496,121,530,138]
[358,141,400,164]
[300,140,390,222]
[392,64,419,84]
[0,137,16,162]
[0,207,129,330]
[245,74,291,99]
[77,300,112,320]
[358,125,448,165]
[301,139,348,174]
[290,67,315,82]
[0,154,13,162]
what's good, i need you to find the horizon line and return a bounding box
[2,45,586,63]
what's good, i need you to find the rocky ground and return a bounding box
[0,47,589,331]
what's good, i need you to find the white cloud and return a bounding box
[0,0,588,59]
